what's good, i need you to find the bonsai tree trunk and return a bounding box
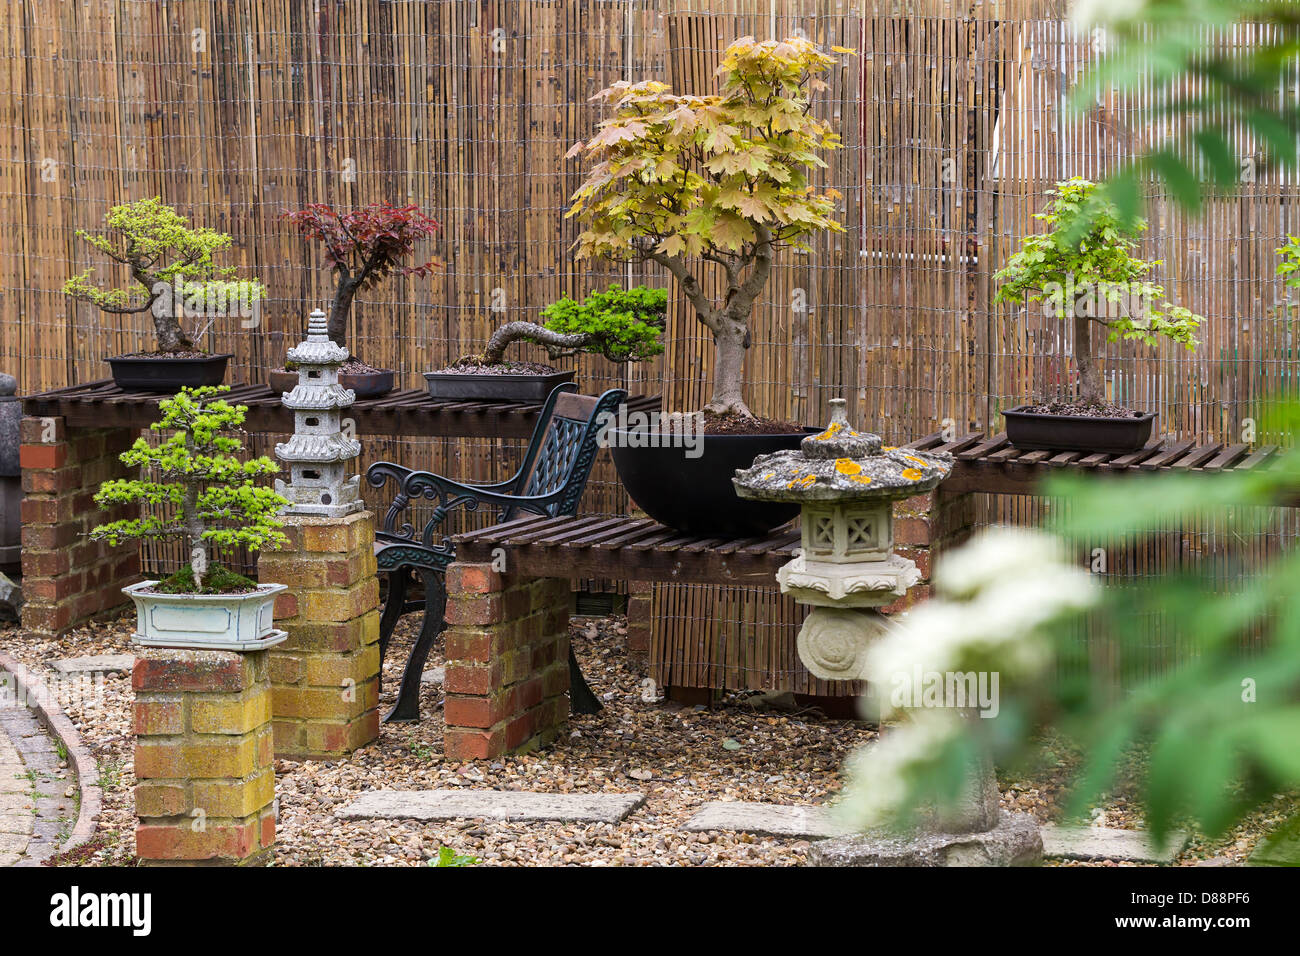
[328,277,358,352]
[707,318,750,415]
[181,485,207,589]
[154,311,194,353]
[479,323,593,365]
[1073,294,1105,406]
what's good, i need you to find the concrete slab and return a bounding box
[683,802,846,839]
[51,654,135,676]
[1041,825,1188,864]
[336,789,646,825]
[1248,817,1300,867]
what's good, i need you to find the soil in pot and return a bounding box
[142,564,259,596]
[424,360,577,402]
[1002,402,1157,454]
[106,350,233,392]
[609,413,812,537]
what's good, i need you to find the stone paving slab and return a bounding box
[683,802,846,839]
[1040,825,1188,864]
[337,789,647,824]
[1247,817,1300,866]
[51,654,135,676]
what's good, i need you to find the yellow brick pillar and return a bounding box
[258,511,381,760]
[133,648,276,866]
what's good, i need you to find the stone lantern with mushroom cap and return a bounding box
[733,398,952,681]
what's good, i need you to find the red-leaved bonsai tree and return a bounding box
[284,202,440,364]
[565,36,847,421]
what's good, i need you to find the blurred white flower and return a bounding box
[834,710,962,831]
[1071,0,1148,30]
[866,527,1096,716]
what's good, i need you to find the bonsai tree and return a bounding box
[65,197,266,353]
[455,285,667,369]
[565,36,848,419]
[90,386,289,592]
[995,177,1205,409]
[284,202,440,359]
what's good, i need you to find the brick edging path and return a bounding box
[0,651,103,861]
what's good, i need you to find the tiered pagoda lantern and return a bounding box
[274,309,363,517]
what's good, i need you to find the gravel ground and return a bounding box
[1,612,1292,867]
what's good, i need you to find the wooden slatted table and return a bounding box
[21,379,661,439]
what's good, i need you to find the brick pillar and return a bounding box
[442,563,570,760]
[257,512,381,760]
[884,485,976,614]
[19,417,139,639]
[133,648,276,866]
[626,581,651,667]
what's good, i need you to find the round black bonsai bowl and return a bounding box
[106,353,233,393]
[608,428,811,537]
[268,367,394,398]
[424,369,576,403]
[1002,404,1157,454]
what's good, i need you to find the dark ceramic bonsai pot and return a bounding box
[1002,404,1157,454]
[268,367,395,398]
[106,353,233,392]
[424,369,576,403]
[608,428,812,537]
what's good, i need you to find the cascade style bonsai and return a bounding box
[450,285,668,370]
[565,36,848,420]
[284,202,440,362]
[90,386,289,593]
[995,177,1205,411]
[65,197,266,353]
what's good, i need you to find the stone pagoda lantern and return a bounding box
[274,309,363,517]
[733,398,953,681]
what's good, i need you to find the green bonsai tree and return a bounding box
[65,197,266,353]
[458,285,667,368]
[90,386,289,593]
[565,36,847,418]
[995,177,1205,408]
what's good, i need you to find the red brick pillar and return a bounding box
[442,563,570,760]
[133,648,277,866]
[626,581,651,667]
[257,512,381,760]
[19,417,139,639]
[884,485,976,614]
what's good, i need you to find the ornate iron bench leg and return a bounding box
[384,571,448,723]
[378,566,412,665]
[568,644,603,715]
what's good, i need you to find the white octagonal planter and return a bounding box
[123,580,288,651]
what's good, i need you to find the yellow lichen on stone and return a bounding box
[834,458,862,475]
[848,474,873,485]
[901,467,923,480]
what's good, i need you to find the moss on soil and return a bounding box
[150,564,258,595]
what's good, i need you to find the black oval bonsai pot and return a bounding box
[424,369,576,403]
[268,367,395,398]
[1002,404,1157,454]
[106,353,233,392]
[608,428,810,537]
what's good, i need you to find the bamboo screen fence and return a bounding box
[1,0,1295,692]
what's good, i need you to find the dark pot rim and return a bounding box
[422,369,574,381]
[1002,404,1157,425]
[107,352,235,363]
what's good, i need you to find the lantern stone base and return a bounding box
[795,607,893,682]
[778,553,920,608]
[808,811,1043,867]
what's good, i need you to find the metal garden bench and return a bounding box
[364,383,627,722]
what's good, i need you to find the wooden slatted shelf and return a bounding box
[21,379,661,440]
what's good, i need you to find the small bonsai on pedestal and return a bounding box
[91,386,288,594]
[429,286,666,399]
[283,202,440,395]
[64,197,265,390]
[994,178,1204,451]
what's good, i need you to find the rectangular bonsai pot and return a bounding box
[423,369,576,402]
[106,353,233,392]
[122,580,287,651]
[1002,404,1157,454]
